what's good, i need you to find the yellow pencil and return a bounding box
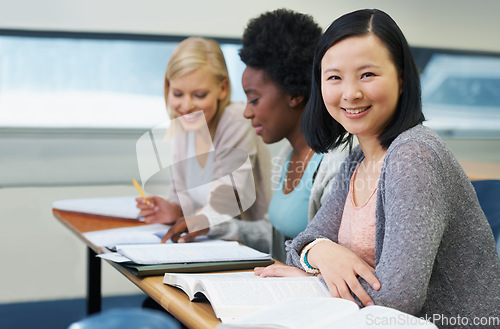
[132,179,150,205]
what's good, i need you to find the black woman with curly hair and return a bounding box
[240,9,349,262]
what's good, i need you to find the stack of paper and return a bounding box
[83,223,169,248]
[101,240,272,265]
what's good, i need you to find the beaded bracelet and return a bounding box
[299,238,330,274]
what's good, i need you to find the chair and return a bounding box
[67,308,180,329]
[471,179,500,260]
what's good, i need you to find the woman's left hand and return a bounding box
[307,239,380,306]
[254,264,310,277]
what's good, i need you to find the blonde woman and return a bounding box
[137,37,271,251]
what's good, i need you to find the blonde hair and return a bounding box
[164,37,231,118]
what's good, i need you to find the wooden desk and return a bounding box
[53,209,222,329]
[458,160,500,181]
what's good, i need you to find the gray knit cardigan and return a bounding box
[286,125,500,329]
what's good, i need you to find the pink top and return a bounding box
[338,165,377,268]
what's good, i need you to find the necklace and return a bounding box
[283,148,314,194]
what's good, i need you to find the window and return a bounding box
[0,30,246,187]
[0,30,246,129]
[415,49,500,139]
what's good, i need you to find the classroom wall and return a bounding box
[1,0,500,52]
[1,0,499,304]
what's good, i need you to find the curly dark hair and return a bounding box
[239,8,322,101]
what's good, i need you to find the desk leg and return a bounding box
[87,247,101,314]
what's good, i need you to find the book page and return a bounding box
[163,272,201,300]
[83,223,169,248]
[330,305,438,329]
[116,241,271,265]
[165,272,256,302]
[217,297,358,328]
[217,298,437,329]
[166,273,330,320]
[53,196,141,219]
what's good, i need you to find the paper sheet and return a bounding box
[53,196,141,219]
[83,223,169,248]
[114,240,271,265]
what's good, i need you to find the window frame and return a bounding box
[0,29,245,187]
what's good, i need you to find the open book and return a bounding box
[163,272,330,322]
[52,196,141,220]
[217,297,438,329]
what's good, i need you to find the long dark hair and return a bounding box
[302,9,425,152]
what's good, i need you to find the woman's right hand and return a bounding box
[307,239,381,307]
[135,196,182,224]
[254,264,310,278]
[160,215,209,243]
